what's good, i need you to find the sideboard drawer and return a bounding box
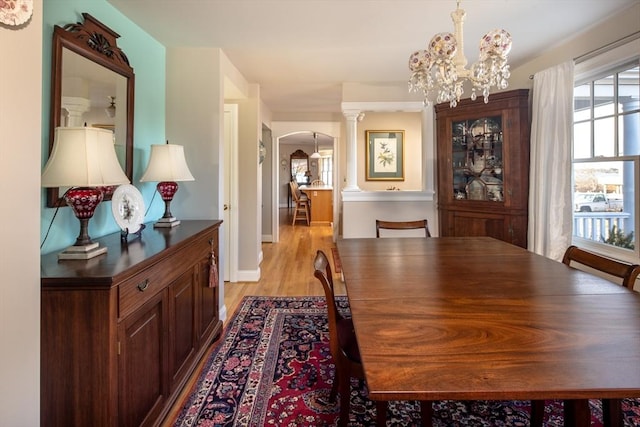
[118,265,170,319]
[118,232,213,318]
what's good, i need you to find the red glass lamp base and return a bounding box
[154,181,181,227]
[59,187,107,259]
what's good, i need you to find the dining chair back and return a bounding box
[562,245,640,290]
[290,181,310,226]
[531,245,640,427]
[311,179,325,186]
[313,250,386,426]
[375,219,431,238]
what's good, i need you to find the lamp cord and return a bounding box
[40,189,70,249]
[145,188,158,217]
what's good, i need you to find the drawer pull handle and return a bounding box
[137,279,149,292]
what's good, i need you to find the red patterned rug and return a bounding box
[172,296,640,426]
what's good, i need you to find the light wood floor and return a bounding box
[163,208,343,425]
[224,207,345,315]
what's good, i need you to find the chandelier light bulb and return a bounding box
[408,1,511,107]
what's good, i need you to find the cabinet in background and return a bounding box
[435,89,530,247]
[41,220,223,427]
[300,186,333,225]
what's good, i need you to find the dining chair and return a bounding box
[562,245,640,290]
[311,179,325,186]
[313,250,386,427]
[375,219,431,238]
[290,181,310,226]
[530,245,640,427]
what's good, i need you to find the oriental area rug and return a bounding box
[172,296,640,426]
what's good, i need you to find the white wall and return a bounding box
[342,194,436,238]
[509,2,640,89]
[166,48,223,221]
[0,1,42,424]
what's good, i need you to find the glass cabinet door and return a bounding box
[451,116,503,202]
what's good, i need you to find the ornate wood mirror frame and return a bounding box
[290,149,309,184]
[47,13,135,207]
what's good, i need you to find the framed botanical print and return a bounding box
[365,130,404,181]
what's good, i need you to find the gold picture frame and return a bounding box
[365,130,405,181]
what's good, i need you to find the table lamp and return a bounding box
[41,127,130,259]
[140,142,194,228]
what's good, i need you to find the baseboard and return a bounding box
[219,304,228,322]
[236,268,261,282]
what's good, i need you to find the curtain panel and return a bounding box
[528,61,574,260]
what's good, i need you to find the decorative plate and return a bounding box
[0,0,33,26]
[111,184,145,234]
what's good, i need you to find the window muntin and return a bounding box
[572,62,639,258]
[320,155,333,187]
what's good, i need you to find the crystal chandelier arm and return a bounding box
[451,3,467,70]
[407,0,511,107]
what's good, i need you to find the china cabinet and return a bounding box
[41,220,222,427]
[435,89,530,247]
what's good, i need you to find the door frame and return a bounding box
[224,104,239,282]
[272,128,340,242]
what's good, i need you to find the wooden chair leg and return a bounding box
[338,374,350,427]
[420,400,433,427]
[292,203,298,226]
[563,399,591,427]
[530,400,545,427]
[375,401,386,427]
[602,398,623,427]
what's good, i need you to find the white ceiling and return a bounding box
[108,0,636,119]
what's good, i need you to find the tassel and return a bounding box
[209,252,218,288]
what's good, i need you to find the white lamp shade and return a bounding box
[140,144,195,182]
[310,152,322,159]
[41,127,130,187]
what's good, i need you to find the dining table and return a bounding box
[336,236,640,427]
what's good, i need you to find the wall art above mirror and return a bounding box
[47,13,135,207]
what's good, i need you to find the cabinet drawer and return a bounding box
[118,266,171,319]
[118,232,215,319]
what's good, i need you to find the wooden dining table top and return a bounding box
[336,237,640,404]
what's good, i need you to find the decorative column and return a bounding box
[421,104,435,193]
[61,96,91,127]
[343,110,364,191]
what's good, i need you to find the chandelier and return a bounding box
[408,0,512,107]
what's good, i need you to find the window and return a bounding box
[320,155,333,187]
[572,61,639,259]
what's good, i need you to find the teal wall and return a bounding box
[41,0,166,254]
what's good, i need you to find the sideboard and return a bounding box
[41,220,223,427]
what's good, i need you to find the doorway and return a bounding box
[273,130,339,243]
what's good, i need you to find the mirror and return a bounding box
[290,149,309,185]
[47,13,134,207]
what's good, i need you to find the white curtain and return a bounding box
[527,61,574,260]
